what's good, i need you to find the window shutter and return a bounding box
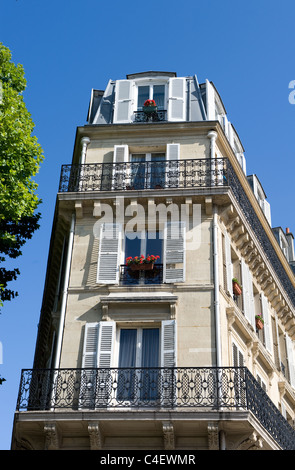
[261,294,273,354]
[232,342,244,367]
[168,78,186,121]
[166,143,180,188]
[241,260,255,328]
[80,323,99,409]
[286,335,295,389]
[263,200,272,226]
[97,321,116,368]
[224,232,233,296]
[113,80,132,123]
[164,221,185,283]
[161,320,177,367]
[113,145,129,189]
[82,323,99,368]
[206,79,216,120]
[97,223,121,284]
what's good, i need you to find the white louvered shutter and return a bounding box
[161,320,177,367]
[97,321,116,368]
[168,78,186,121]
[80,323,99,409]
[224,232,233,296]
[113,145,129,190]
[97,223,121,284]
[166,143,180,188]
[82,323,99,368]
[241,260,255,327]
[232,342,244,367]
[286,335,295,389]
[261,294,273,354]
[113,80,132,123]
[164,221,185,283]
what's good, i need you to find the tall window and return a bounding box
[118,328,160,401]
[130,153,166,189]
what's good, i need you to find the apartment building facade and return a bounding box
[11,71,295,450]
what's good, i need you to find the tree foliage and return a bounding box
[0,43,44,307]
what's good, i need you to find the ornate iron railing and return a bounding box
[134,110,167,122]
[120,264,163,285]
[58,158,228,193]
[16,367,295,449]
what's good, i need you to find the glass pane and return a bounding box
[141,329,159,367]
[141,329,160,401]
[137,86,149,109]
[153,85,165,109]
[118,329,137,401]
[146,231,162,264]
[131,154,146,189]
[150,153,165,190]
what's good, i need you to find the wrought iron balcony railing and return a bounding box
[120,264,163,285]
[16,367,295,449]
[58,158,228,193]
[133,110,167,122]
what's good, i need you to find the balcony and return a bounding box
[59,157,228,193]
[16,367,295,449]
[120,264,163,285]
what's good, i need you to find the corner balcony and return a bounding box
[15,367,295,450]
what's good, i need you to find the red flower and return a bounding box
[143,99,156,107]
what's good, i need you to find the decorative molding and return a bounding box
[44,422,60,450]
[162,421,175,450]
[207,422,219,450]
[88,422,103,450]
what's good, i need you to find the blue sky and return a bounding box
[0,0,294,450]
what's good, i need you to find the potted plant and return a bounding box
[126,254,160,270]
[255,315,264,330]
[143,99,157,114]
[232,278,242,296]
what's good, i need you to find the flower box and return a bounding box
[232,279,242,296]
[126,255,160,271]
[143,105,157,114]
[129,262,154,271]
[255,315,264,330]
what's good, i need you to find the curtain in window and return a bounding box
[153,85,165,109]
[131,154,146,189]
[141,329,159,401]
[118,329,137,400]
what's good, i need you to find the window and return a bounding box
[97,221,185,285]
[137,84,166,110]
[80,320,176,407]
[125,230,163,263]
[117,328,160,401]
[130,153,166,189]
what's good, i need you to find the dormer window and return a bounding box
[113,73,186,124]
[137,84,166,110]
